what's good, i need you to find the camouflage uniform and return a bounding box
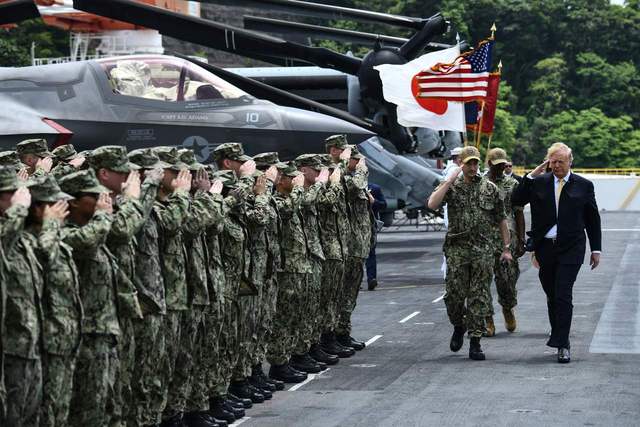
[317,155,347,335]
[0,150,26,171]
[127,148,169,426]
[88,146,145,427]
[441,174,507,337]
[16,138,52,177]
[490,174,521,312]
[26,177,82,427]
[149,147,191,422]
[293,154,326,354]
[267,164,311,366]
[337,146,372,337]
[59,170,121,427]
[50,144,80,179]
[252,152,284,369]
[0,169,43,427]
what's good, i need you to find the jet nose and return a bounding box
[281,106,375,145]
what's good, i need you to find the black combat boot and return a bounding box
[336,334,365,351]
[469,337,486,361]
[247,382,272,400]
[290,353,322,373]
[222,400,245,419]
[269,362,307,383]
[160,412,184,427]
[184,411,222,427]
[229,379,265,403]
[309,343,339,365]
[450,326,466,352]
[226,393,252,409]
[249,365,277,392]
[209,397,236,424]
[320,332,355,358]
[254,364,285,390]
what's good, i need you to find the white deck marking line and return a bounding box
[288,368,331,392]
[602,229,640,231]
[365,334,383,346]
[432,293,445,303]
[399,311,420,323]
[230,417,251,426]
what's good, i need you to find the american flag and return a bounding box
[414,40,494,102]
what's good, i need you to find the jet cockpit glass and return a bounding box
[97,56,252,103]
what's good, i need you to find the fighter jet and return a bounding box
[0,54,374,161]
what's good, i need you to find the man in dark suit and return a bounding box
[512,143,601,363]
[504,161,522,183]
[365,183,387,290]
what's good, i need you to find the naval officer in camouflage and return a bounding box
[16,138,53,177]
[0,166,42,427]
[25,176,81,427]
[427,146,513,361]
[484,148,525,336]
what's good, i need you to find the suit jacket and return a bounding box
[368,183,387,219]
[512,172,601,264]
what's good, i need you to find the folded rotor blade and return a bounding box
[0,0,40,25]
[193,0,425,30]
[72,0,362,75]
[398,13,448,60]
[173,53,383,136]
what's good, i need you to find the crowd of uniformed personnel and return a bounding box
[0,134,374,427]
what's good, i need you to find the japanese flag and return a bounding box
[374,45,465,131]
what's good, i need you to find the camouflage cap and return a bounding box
[16,138,52,157]
[211,169,238,188]
[212,142,251,163]
[279,161,301,178]
[459,146,481,164]
[325,134,348,151]
[350,145,365,160]
[0,166,32,192]
[177,148,203,171]
[51,144,78,162]
[128,148,171,170]
[0,151,25,171]
[88,145,139,173]
[153,146,189,171]
[253,152,286,169]
[295,153,323,171]
[29,175,74,203]
[318,154,336,168]
[59,169,110,195]
[486,147,508,165]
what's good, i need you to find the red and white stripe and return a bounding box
[415,60,489,102]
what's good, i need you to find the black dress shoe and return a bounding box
[290,353,322,373]
[269,363,307,383]
[310,344,339,365]
[336,334,365,351]
[558,347,571,363]
[222,400,245,419]
[368,278,378,291]
[450,326,466,352]
[209,397,236,423]
[184,411,221,427]
[469,337,485,361]
[226,393,252,409]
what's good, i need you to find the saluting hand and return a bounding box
[447,167,462,184]
[10,187,31,208]
[69,156,86,168]
[96,193,113,215]
[239,160,256,177]
[265,165,278,183]
[43,200,69,224]
[356,157,367,172]
[329,168,341,184]
[122,171,141,200]
[17,168,29,182]
[340,147,352,161]
[36,157,53,173]
[316,168,329,184]
[292,174,304,188]
[193,168,211,192]
[254,175,267,195]
[209,179,223,195]
[171,169,192,192]
[530,159,550,177]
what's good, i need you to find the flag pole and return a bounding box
[475,100,486,148]
[456,32,468,147]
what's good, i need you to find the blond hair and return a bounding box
[546,142,573,161]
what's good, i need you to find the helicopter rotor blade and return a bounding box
[172,52,384,136]
[0,0,40,25]
[193,0,426,30]
[72,0,362,75]
[398,13,449,60]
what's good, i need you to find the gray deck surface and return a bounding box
[235,211,640,427]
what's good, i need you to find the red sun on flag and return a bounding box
[411,72,449,115]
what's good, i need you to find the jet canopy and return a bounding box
[96,55,253,103]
